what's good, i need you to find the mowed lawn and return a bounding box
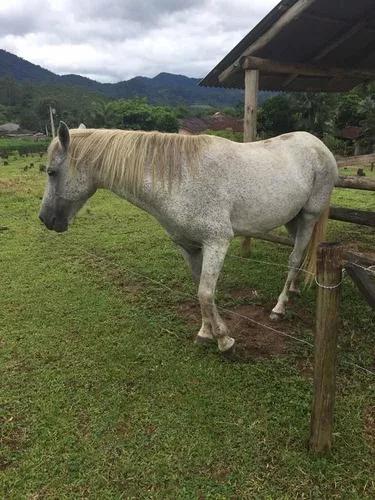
[0,154,374,498]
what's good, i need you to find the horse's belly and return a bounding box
[231,208,299,236]
[230,186,310,236]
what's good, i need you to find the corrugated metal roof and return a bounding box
[200,0,375,92]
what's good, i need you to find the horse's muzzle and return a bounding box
[39,213,68,233]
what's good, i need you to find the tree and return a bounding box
[0,103,10,123]
[258,94,297,136]
[19,108,39,130]
[336,92,363,129]
[103,99,179,132]
[292,93,338,136]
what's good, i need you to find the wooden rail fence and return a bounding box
[252,154,375,317]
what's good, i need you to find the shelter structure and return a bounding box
[200,0,375,455]
[200,0,375,142]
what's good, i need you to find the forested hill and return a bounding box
[0,49,249,106]
[0,49,59,84]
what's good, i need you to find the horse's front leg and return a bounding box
[195,239,235,353]
[178,245,203,283]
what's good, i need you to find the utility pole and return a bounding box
[49,106,56,138]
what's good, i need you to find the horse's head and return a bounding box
[39,122,96,232]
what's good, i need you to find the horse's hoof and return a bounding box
[195,335,215,346]
[221,340,236,360]
[269,311,284,322]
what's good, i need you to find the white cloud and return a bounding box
[0,0,280,81]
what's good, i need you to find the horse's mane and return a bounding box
[48,128,213,193]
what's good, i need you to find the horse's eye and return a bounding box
[47,170,57,177]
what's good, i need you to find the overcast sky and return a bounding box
[0,0,280,82]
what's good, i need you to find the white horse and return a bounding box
[39,123,338,355]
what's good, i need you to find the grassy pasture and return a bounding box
[0,137,50,157]
[0,154,374,498]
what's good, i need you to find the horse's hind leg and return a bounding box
[196,239,235,353]
[285,216,301,294]
[270,211,319,320]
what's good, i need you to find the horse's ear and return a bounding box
[78,123,86,129]
[58,121,70,152]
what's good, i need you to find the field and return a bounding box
[0,153,374,498]
[0,137,50,157]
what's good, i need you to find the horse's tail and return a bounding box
[301,205,330,285]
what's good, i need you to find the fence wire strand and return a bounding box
[84,249,375,377]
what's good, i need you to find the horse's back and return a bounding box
[157,131,337,240]
[196,131,337,236]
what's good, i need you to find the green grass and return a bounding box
[0,156,374,498]
[0,137,49,157]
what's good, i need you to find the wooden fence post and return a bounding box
[309,242,343,454]
[241,68,259,257]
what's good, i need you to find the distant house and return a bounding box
[341,126,363,141]
[0,122,20,134]
[0,122,46,140]
[179,112,243,135]
[339,126,375,155]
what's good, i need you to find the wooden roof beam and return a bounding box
[304,12,375,32]
[241,56,375,80]
[218,0,316,85]
[282,6,375,88]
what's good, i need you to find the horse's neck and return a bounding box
[100,174,161,217]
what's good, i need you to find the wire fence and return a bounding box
[83,249,375,377]
[1,216,374,376]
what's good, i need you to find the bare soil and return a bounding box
[364,405,375,449]
[177,294,306,361]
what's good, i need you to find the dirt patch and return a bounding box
[297,358,314,379]
[280,133,294,140]
[227,287,259,300]
[177,301,298,361]
[115,419,132,438]
[0,179,19,190]
[105,268,143,297]
[84,255,142,299]
[200,465,232,483]
[0,415,27,470]
[364,406,375,448]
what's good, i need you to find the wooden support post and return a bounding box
[310,243,343,454]
[243,69,259,142]
[241,69,259,256]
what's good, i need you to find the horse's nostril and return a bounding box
[39,214,45,224]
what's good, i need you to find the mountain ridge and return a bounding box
[0,49,247,106]
[0,49,248,107]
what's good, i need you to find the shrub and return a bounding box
[0,137,49,156]
[204,129,243,142]
[322,134,353,156]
